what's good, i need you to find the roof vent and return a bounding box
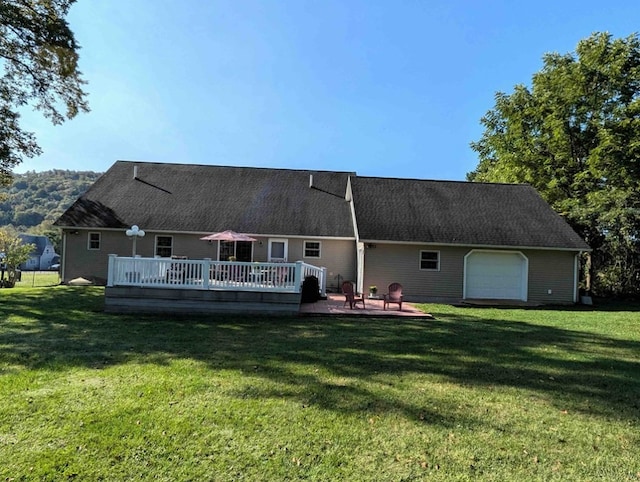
[133,165,138,179]
[309,174,314,188]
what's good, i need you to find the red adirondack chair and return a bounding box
[383,283,403,310]
[342,281,365,309]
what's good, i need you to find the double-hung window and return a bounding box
[88,232,101,250]
[155,236,173,257]
[420,250,440,271]
[304,241,321,259]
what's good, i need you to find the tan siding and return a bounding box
[63,229,578,304]
[286,238,356,292]
[363,244,466,302]
[62,229,355,288]
[314,239,356,292]
[524,250,577,303]
[63,230,133,283]
[363,244,579,304]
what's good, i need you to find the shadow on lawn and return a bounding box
[2,287,639,428]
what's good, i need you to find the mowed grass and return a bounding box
[0,287,639,481]
[14,271,61,288]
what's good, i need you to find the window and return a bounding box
[219,240,235,261]
[155,236,173,257]
[218,241,252,261]
[88,232,101,250]
[235,241,252,262]
[268,239,288,262]
[420,250,440,270]
[304,241,321,258]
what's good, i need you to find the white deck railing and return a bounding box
[107,255,326,296]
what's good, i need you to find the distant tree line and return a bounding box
[0,169,102,251]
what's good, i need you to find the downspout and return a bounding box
[356,242,365,295]
[346,176,364,294]
[61,230,67,283]
[574,252,581,303]
[573,251,580,303]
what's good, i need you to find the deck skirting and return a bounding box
[105,286,302,315]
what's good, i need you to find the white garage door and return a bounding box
[465,251,528,301]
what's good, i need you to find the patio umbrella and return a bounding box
[199,230,257,242]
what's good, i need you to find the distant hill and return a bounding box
[0,170,103,229]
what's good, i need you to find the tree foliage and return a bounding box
[0,0,89,186]
[0,226,33,287]
[469,32,640,296]
[0,169,101,232]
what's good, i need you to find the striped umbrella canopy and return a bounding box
[199,230,257,242]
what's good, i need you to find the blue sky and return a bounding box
[16,0,640,180]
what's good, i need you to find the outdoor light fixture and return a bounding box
[126,225,145,256]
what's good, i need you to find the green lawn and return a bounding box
[1,287,639,481]
[15,270,61,288]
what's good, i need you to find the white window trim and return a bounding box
[303,240,322,259]
[419,250,440,271]
[87,232,101,250]
[268,238,288,262]
[155,235,174,258]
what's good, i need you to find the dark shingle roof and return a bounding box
[55,161,356,238]
[56,161,589,250]
[18,234,51,255]
[350,176,589,250]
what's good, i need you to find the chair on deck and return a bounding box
[342,281,365,309]
[165,255,187,283]
[383,283,403,310]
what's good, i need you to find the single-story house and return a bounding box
[18,234,59,271]
[54,160,590,304]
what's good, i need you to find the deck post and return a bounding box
[294,261,304,292]
[203,258,211,289]
[320,267,327,297]
[107,254,117,287]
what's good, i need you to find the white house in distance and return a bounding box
[18,234,59,271]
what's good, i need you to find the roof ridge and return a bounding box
[114,160,356,176]
[354,175,531,187]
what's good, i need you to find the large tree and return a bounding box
[0,0,88,186]
[468,32,640,296]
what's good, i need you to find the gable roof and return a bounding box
[18,234,54,256]
[55,161,355,238]
[55,161,589,251]
[350,176,590,250]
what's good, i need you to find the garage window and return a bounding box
[420,250,440,271]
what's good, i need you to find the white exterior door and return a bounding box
[268,239,288,262]
[464,251,528,301]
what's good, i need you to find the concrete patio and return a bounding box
[299,293,434,318]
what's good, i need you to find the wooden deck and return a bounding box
[105,289,434,317]
[105,286,302,315]
[108,256,327,296]
[299,294,434,318]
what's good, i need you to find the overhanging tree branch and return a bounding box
[0,0,89,186]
